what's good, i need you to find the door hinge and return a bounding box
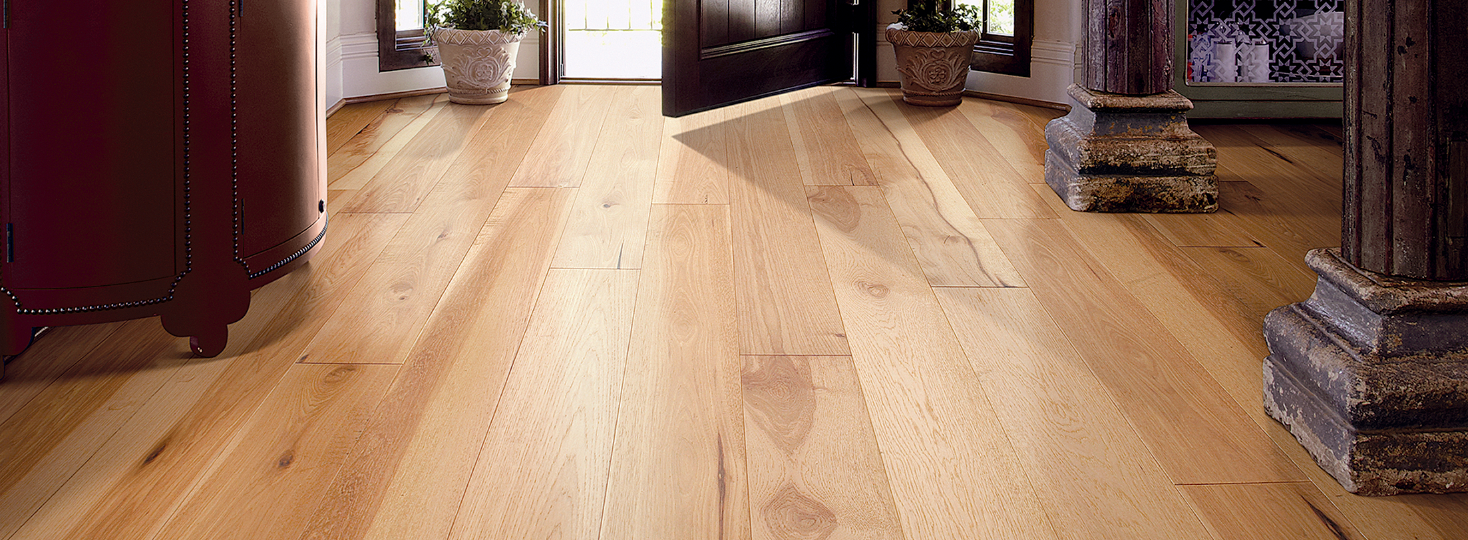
[5,224,13,263]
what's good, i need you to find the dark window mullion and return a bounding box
[377,0,438,71]
[968,0,1030,77]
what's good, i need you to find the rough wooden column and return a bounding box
[1043,0,1217,213]
[1263,0,1468,496]
[1081,0,1174,95]
[1340,0,1468,282]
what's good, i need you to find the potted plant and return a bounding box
[887,1,982,106]
[425,0,546,105]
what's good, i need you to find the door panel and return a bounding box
[7,0,177,289]
[235,0,321,258]
[666,0,856,117]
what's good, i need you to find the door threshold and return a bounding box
[559,78,662,86]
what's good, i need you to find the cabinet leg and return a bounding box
[189,325,229,358]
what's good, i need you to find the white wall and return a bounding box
[329,0,540,104]
[962,0,1080,106]
[328,0,1079,106]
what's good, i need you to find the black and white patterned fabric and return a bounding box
[1187,0,1344,83]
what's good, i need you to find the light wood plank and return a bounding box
[836,88,1025,287]
[886,92,1055,219]
[1250,125,1344,172]
[302,87,563,365]
[5,213,408,540]
[728,98,850,356]
[1352,494,1468,539]
[436,85,567,191]
[509,84,617,188]
[937,287,1214,539]
[552,86,662,269]
[1019,185,1458,539]
[983,216,1305,485]
[0,323,122,426]
[342,99,495,213]
[448,268,637,540]
[1026,182,1290,412]
[329,94,447,190]
[653,107,731,204]
[994,100,1067,134]
[0,320,190,540]
[1140,210,1267,248]
[327,188,358,217]
[807,185,1057,540]
[0,87,1439,540]
[298,188,575,540]
[779,87,877,186]
[327,99,398,157]
[955,99,1047,185]
[153,364,398,540]
[599,204,751,540]
[742,355,905,540]
[1180,483,1366,540]
[1195,125,1342,206]
[1178,246,1319,322]
[1213,180,1339,268]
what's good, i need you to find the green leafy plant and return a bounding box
[892,0,982,33]
[425,0,547,35]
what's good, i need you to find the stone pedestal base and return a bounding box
[1264,249,1468,495]
[1044,85,1218,213]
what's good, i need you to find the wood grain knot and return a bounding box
[743,357,816,454]
[762,484,838,540]
[324,366,357,383]
[856,281,889,298]
[806,187,862,232]
[141,439,169,466]
[278,450,295,469]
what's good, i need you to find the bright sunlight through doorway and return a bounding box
[564,0,663,80]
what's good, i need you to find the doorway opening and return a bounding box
[560,0,663,81]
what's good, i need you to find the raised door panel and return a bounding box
[666,0,851,116]
[235,0,322,260]
[6,0,177,290]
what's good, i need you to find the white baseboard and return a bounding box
[339,31,542,100]
[964,39,1075,106]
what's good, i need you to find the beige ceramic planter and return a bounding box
[433,27,523,105]
[886,25,980,106]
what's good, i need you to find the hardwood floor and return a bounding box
[3,84,1465,539]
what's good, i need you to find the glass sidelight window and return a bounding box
[1186,0,1345,83]
[954,0,1033,77]
[396,0,425,31]
[378,0,436,70]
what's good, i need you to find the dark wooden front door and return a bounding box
[662,0,867,117]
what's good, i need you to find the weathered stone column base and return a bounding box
[1263,249,1468,495]
[1044,85,1218,213]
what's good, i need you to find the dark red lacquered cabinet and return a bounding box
[0,0,327,361]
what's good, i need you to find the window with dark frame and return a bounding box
[378,0,437,71]
[956,0,1033,77]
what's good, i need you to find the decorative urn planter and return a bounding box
[432,27,523,105]
[886,25,980,106]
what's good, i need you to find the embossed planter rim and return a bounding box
[884,25,981,47]
[432,27,525,45]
